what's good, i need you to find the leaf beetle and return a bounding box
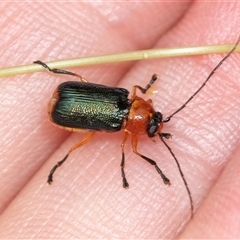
[34,35,240,218]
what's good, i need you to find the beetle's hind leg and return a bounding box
[33,60,87,82]
[48,132,95,184]
[131,134,171,186]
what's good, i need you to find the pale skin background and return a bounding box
[0,1,240,239]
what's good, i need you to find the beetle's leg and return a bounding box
[120,131,130,188]
[131,134,171,186]
[160,133,172,139]
[33,60,87,82]
[48,132,95,184]
[131,74,158,99]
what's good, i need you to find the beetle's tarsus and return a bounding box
[123,178,129,188]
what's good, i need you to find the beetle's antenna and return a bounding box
[159,133,194,219]
[164,35,240,122]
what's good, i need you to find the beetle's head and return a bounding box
[147,111,172,141]
[147,112,163,138]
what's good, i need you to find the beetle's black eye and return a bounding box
[155,112,162,122]
[147,112,162,138]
